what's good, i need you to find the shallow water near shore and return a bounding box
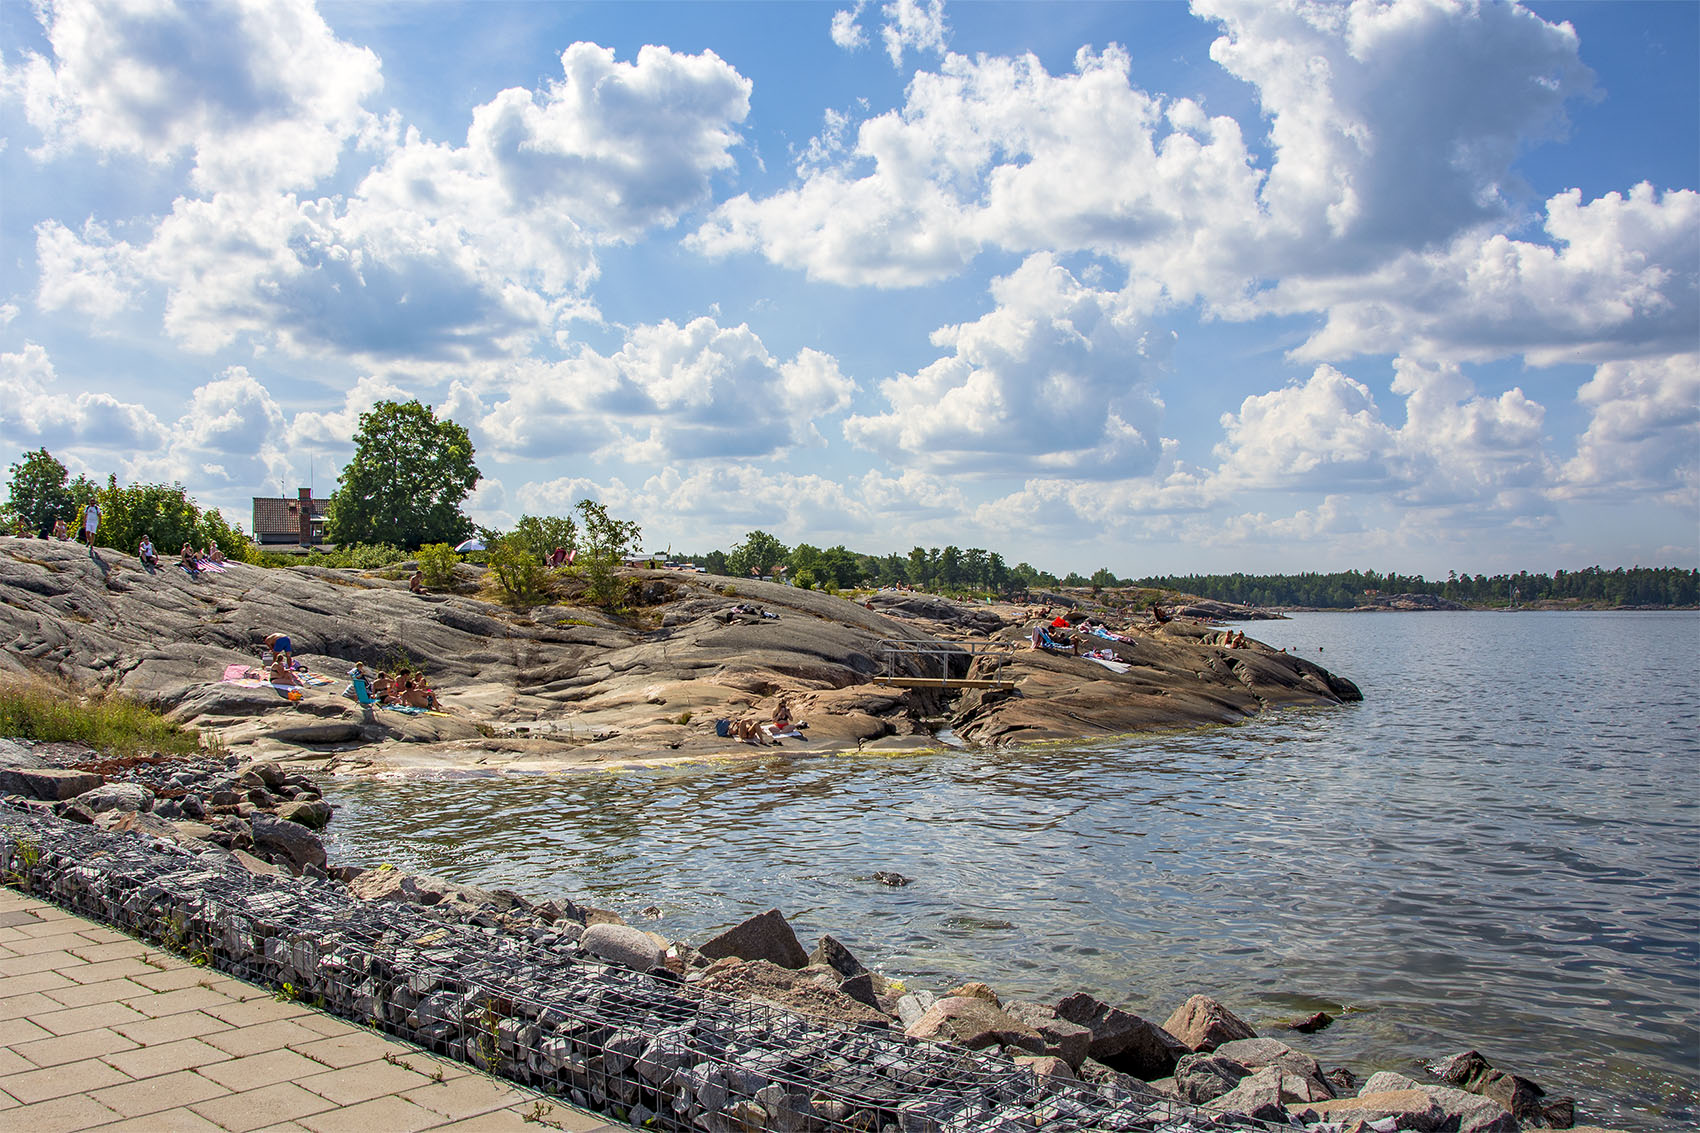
[324,610,1699,1129]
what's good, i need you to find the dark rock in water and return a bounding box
[808,933,868,979]
[698,908,809,969]
[249,811,326,873]
[904,996,1044,1053]
[0,767,104,801]
[1281,1010,1333,1034]
[872,870,911,886]
[1434,1049,1557,1127]
[1324,1065,1357,1095]
[1054,992,1189,1080]
[276,798,332,829]
[1162,993,1257,1051]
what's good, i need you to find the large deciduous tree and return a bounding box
[729,530,788,579]
[5,448,78,535]
[325,400,479,550]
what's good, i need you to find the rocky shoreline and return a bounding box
[0,739,1624,1132]
[0,536,1358,771]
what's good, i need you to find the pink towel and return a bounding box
[221,663,256,682]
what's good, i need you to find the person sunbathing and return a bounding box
[733,717,768,745]
[52,518,69,540]
[269,659,302,686]
[398,677,439,710]
[137,535,159,567]
[181,543,201,576]
[771,699,794,733]
[409,569,425,593]
[207,546,226,564]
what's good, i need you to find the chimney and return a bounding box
[298,488,312,545]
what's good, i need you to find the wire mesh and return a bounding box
[0,805,1252,1132]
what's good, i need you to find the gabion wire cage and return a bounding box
[0,806,1243,1133]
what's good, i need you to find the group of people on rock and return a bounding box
[345,661,441,710]
[728,698,801,745]
[11,498,101,550]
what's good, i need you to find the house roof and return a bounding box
[251,495,329,537]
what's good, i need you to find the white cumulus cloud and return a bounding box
[1561,353,1700,505]
[845,254,1169,478]
[0,342,168,452]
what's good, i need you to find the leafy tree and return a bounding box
[325,400,479,550]
[729,530,788,579]
[512,514,578,564]
[93,478,250,558]
[792,568,818,590]
[574,499,642,606]
[6,449,77,535]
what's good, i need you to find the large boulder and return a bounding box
[1208,1065,1301,1123]
[1002,1001,1094,1070]
[1162,994,1256,1052]
[276,798,332,829]
[0,766,104,801]
[1362,1071,1518,1133]
[1214,1037,1334,1098]
[1292,1089,1450,1131]
[1434,1049,1563,1127]
[807,934,868,979]
[1053,992,1188,1079]
[74,782,154,813]
[903,997,1044,1053]
[698,908,810,969]
[691,959,888,1028]
[579,924,666,973]
[1172,1052,1251,1104]
[249,812,327,873]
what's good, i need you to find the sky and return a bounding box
[0,0,1695,579]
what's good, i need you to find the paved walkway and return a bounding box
[0,887,622,1132]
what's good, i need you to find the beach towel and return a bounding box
[1087,657,1132,674]
[221,663,258,682]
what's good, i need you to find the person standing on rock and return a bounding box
[80,497,100,551]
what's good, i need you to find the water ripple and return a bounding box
[325,611,1700,1131]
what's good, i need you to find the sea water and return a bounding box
[323,610,1699,1129]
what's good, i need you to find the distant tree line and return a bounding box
[1131,568,1700,608]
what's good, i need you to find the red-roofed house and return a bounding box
[252,488,330,546]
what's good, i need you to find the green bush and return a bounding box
[792,568,817,590]
[417,543,459,588]
[486,535,546,605]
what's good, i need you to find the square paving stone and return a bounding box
[0,1090,125,1132]
[204,997,315,1028]
[12,1024,139,1068]
[0,1055,131,1103]
[89,1066,232,1118]
[0,952,85,978]
[83,1104,230,1132]
[198,1047,328,1091]
[43,976,155,1010]
[297,1093,444,1133]
[112,1009,232,1047]
[202,1018,322,1057]
[188,1081,337,1133]
[117,983,235,1018]
[31,999,149,1036]
[102,1035,232,1077]
[296,1058,439,1105]
[62,957,161,985]
[288,1031,409,1070]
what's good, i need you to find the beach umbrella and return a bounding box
[454,537,486,553]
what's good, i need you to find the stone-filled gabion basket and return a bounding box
[0,806,1233,1133]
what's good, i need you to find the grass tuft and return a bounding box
[0,672,202,757]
